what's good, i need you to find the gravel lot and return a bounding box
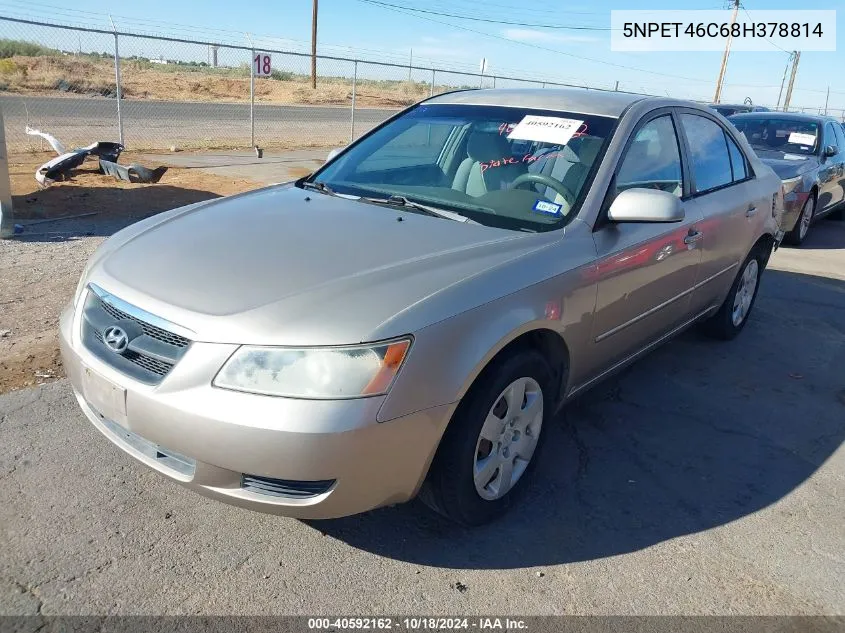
[1,220,843,616]
[0,153,262,392]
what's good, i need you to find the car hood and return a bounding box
[92,185,559,345]
[753,148,818,179]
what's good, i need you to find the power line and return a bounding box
[422,0,609,16]
[740,2,789,53]
[354,0,782,88]
[356,0,613,30]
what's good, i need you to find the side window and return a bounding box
[833,123,845,153]
[615,115,683,198]
[725,133,748,181]
[681,113,733,193]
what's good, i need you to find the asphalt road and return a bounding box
[1,223,844,616]
[0,96,396,151]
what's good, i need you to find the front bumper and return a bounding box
[782,189,811,232]
[59,302,453,519]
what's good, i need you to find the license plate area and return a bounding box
[81,364,127,427]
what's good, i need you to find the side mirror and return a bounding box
[326,147,344,162]
[607,188,685,223]
[824,145,839,158]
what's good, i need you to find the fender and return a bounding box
[377,267,597,423]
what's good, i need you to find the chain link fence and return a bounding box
[0,16,632,154]
[0,16,841,154]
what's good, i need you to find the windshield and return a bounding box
[309,103,617,232]
[729,116,820,156]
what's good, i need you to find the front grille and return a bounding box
[81,286,191,384]
[123,348,173,377]
[241,474,335,499]
[99,299,190,348]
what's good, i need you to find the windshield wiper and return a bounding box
[299,179,338,196]
[360,194,480,224]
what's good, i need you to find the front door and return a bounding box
[819,121,845,212]
[816,121,842,213]
[588,111,703,375]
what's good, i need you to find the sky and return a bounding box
[0,0,842,110]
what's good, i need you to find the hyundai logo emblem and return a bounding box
[102,325,130,354]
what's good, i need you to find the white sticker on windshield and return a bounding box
[507,116,584,145]
[783,153,807,161]
[788,132,816,145]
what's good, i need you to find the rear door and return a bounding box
[587,110,703,373]
[676,109,766,315]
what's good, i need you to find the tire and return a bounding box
[785,194,815,246]
[420,349,554,526]
[701,246,766,340]
[830,205,844,221]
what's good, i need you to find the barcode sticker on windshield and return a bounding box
[788,132,816,145]
[508,116,584,145]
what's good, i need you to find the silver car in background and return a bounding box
[729,111,845,245]
[60,88,782,525]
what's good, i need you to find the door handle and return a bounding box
[746,206,758,217]
[684,230,703,245]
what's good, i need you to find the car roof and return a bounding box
[425,87,648,118]
[728,111,839,124]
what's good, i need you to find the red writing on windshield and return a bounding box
[480,150,568,173]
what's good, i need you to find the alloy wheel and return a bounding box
[732,259,759,327]
[799,197,814,241]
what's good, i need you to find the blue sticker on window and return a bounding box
[533,200,562,216]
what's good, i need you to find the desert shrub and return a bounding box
[0,58,17,74]
[0,38,58,58]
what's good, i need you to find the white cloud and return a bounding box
[501,28,598,44]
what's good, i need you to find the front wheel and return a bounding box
[785,195,815,246]
[701,247,765,340]
[420,350,553,526]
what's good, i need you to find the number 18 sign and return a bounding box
[253,52,272,77]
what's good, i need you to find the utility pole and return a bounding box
[408,49,412,83]
[310,0,318,89]
[775,52,793,110]
[783,51,800,112]
[824,85,830,115]
[713,0,740,104]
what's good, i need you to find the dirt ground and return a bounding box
[0,152,263,393]
[1,55,433,107]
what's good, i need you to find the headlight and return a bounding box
[781,176,803,197]
[213,338,412,399]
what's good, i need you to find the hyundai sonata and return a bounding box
[60,88,783,525]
